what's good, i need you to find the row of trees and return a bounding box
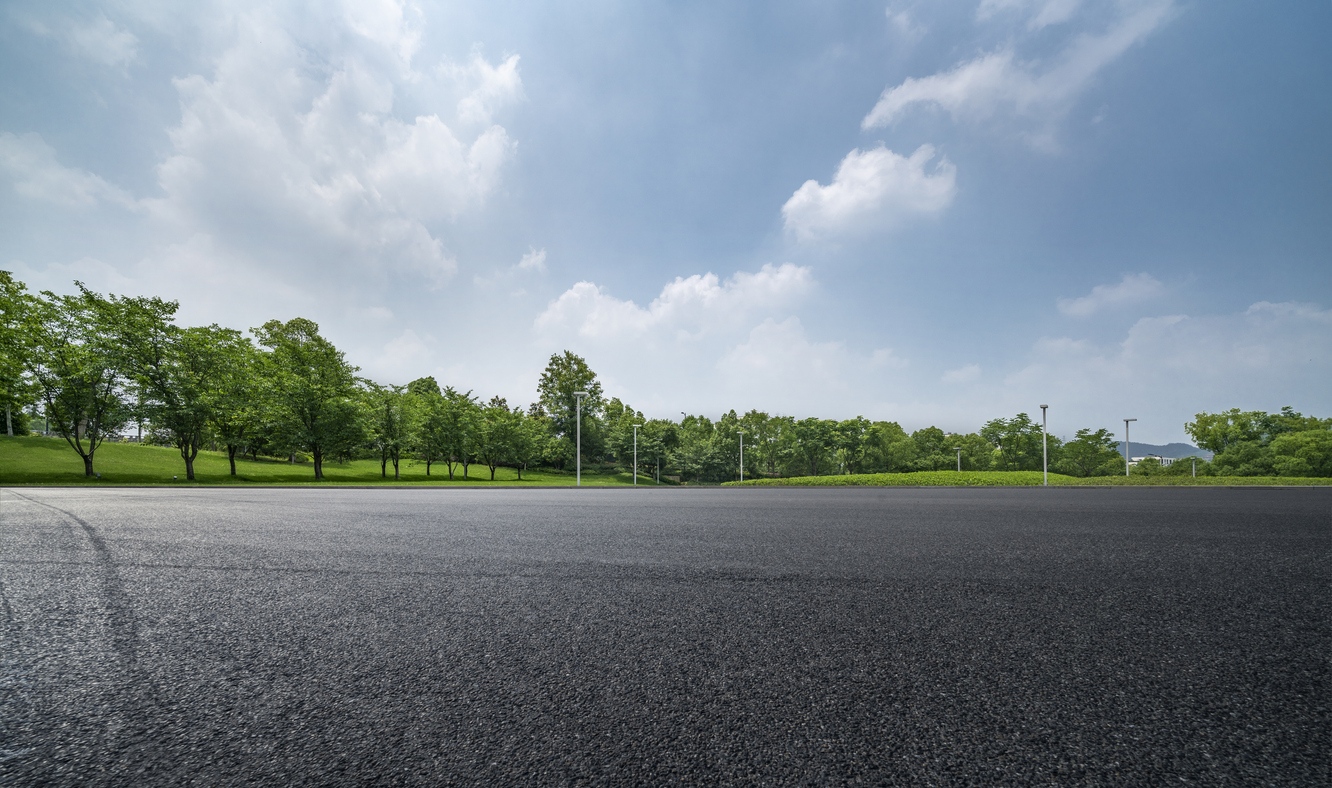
[4,272,1329,480]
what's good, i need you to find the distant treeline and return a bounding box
[3,272,1330,481]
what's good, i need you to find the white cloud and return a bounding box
[149,9,518,289]
[14,12,139,68]
[536,263,814,341]
[886,7,925,41]
[446,53,525,126]
[862,1,1173,138]
[1057,272,1164,316]
[997,300,1332,439]
[941,363,981,383]
[518,247,547,272]
[781,145,956,242]
[977,0,1082,30]
[0,132,139,210]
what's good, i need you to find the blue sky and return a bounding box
[2,0,1329,443]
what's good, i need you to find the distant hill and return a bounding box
[1116,442,1212,460]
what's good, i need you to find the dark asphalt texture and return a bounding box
[0,487,1327,786]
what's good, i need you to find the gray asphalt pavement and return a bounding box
[0,486,1328,786]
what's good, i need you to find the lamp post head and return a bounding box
[1125,418,1136,423]
[1040,404,1048,410]
[573,391,588,397]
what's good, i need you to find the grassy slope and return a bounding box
[726,470,1331,487]
[0,435,653,486]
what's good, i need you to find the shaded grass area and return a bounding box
[0,435,649,486]
[727,470,1329,487]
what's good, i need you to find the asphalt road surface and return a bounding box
[1,486,1328,786]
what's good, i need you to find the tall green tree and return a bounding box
[536,351,603,469]
[1,272,36,436]
[21,287,130,475]
[791,417,836,476]
[1054,428,1123,477]
[252,318,363,480]
[478,399,524,480]
[367,383,414,480]
[96,288,255,480]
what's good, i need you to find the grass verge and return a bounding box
[725,470,1331,487]
[0,435,652,486]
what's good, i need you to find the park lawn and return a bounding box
[726,470,1331,487]
[0,435,650,486]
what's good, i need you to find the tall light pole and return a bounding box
[633,423,643,486]
[1123,418,1136,477]
[954,447,962,472]
[737,429,745,482]
[574,391,588,486]
[1040,404,1049,487]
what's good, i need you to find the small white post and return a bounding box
[1040,405,1048,486]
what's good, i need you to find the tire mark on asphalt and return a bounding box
[5,490,141,672]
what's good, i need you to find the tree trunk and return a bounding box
[83,453,95,477]
[185,450,196,481]
[489,465,496,481]
[5,403,11,436]
[381,452,387,478]
[517,465,523,481]
[426,459,432,476]
[313,447,324,480]
[393,452,400,480]
[228,445,238,476]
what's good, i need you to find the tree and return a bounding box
[438,387,480,479]
[414,389,449,476]
[367,383,413,480]
[21,287,131,475]
[252,318,363,480]
[96,288,256,480]
[1185,409,1267,454]
[407,376,442,398]
[1054,428,1123,477]
[981,414,1045,471]
[478,400,523,480]
[791,417,837,476]
[1269,429,1332,477]
[536,351,603,469]
[207,337,263,476]
[1,272,36,436]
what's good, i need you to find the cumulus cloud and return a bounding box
[862,1,1173,137]
[446,53,525,126]
[518,247,547,272]
[1057,272,1164,316]
[149,7,518,289]
[996,300,1332,438]
[536,263,814,341]
[0,132,139,209]
[781,145,955,242]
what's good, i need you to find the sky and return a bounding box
[1,0,1329,444]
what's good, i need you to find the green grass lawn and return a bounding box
[726,470,1330,487]
[0,435,653,486]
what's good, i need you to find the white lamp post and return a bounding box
[574,391,588,486]
[633,423,643,486]
[737,429,745,482]
[1124,418,1137,477]
[1040,404,1049,487]
[954,447,962,472]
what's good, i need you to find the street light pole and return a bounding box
[633,423,643,486]
[1124,418,1137,477]
[574,391,588,486]
[1040,404,1049,487]
[737,429,745,482]
[954,447,962,472]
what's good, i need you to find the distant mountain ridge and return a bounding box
[1116,442,1212,461]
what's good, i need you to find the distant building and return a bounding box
[1129,454,1175,467]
